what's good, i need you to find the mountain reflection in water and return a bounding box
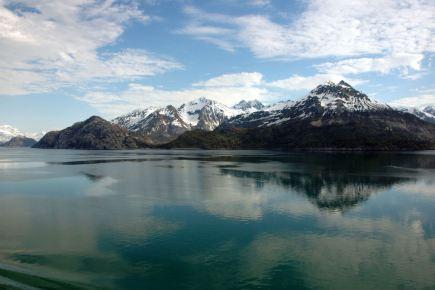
[219,168,410,211]
[0,149,434,289]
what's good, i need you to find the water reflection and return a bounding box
[0,149,434,289]
[219,168,410,211]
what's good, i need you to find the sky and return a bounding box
[0,0,434,133]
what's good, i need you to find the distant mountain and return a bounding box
[28,81,435,151]
[0,136,37,147]
[0,125,24,143]
[398,106,435,124]
[167,81,435,150]
[113,97,263,144]
[111,107,158,129]
[33,116,151,150]
[25,131,47,141]
[264,100,295,111]
[220,166,407,211]
[229,80,389,128]
[232,99,264,112]
[0,124,46,144]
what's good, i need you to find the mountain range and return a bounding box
[399,106,435,124]
[33,81,435,150]
[0,125,45,145]
[112,98,264,144]
[168,81,435,150]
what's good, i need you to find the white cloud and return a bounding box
[248,0,270,6]
[267,74,366,91]
[76,71,371,117]
[389,95,435,108]
[76,72,270,116]
[193,72,263,87]
[0,0,181,95]
[315,54,425,75]
[180,0,435,74]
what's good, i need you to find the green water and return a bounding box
[0,148,434,289]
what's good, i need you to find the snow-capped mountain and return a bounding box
[113,97,263,143]
[30,80,435,150]
[425,106,435,116]
[278,80,389,121]
[397,106,435,124]
[0,125,24,143]
[171,81,435,150]
[264,100,295,111]
[178,97,243,130]
[112,107,159,129]
[0,124,47,144]
[112,81,435,146]
[232,100,264,113]
[228,80,391,128]
[127,105,189,144]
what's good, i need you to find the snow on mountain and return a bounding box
[395,105,435,124]
[228,80,391,128]
[178,97,242,128]
[0,124,48,144]
[112,97,262,143]
[264,100,295,111]
[114,81,430,143]
[232,100,264,113]
[112,107,158,129]
[0,125,24,143]
[424,106,435,116]
[296,80,389,116]
[122,105,190,143]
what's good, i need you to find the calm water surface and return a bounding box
[0,148,435,289]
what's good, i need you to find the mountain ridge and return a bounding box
[33,81,435,150]
[112,97,261,143]
[398,106,435,124]
[167,81,435,150]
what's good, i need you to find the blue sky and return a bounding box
[0,0,434,133]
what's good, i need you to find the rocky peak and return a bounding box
[161,105,179,117]
[112,107,159,129]
[423,105,435,115]
[337,80,352,88]
[312,80,365,98]
[228,81,393,128]
[304,80,388,114]
[233,99,264,111]
[179,97,216,112]
[84,115,106,124]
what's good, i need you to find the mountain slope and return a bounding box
[127,105,190,144]
[232,99,264,113]
[33,116,151,150]
[398,106,435,124]
[229,81,389,128]
[113,98,262,143]
[0,136,37,147]
[167,81,435,150]
[112,107,158,129]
